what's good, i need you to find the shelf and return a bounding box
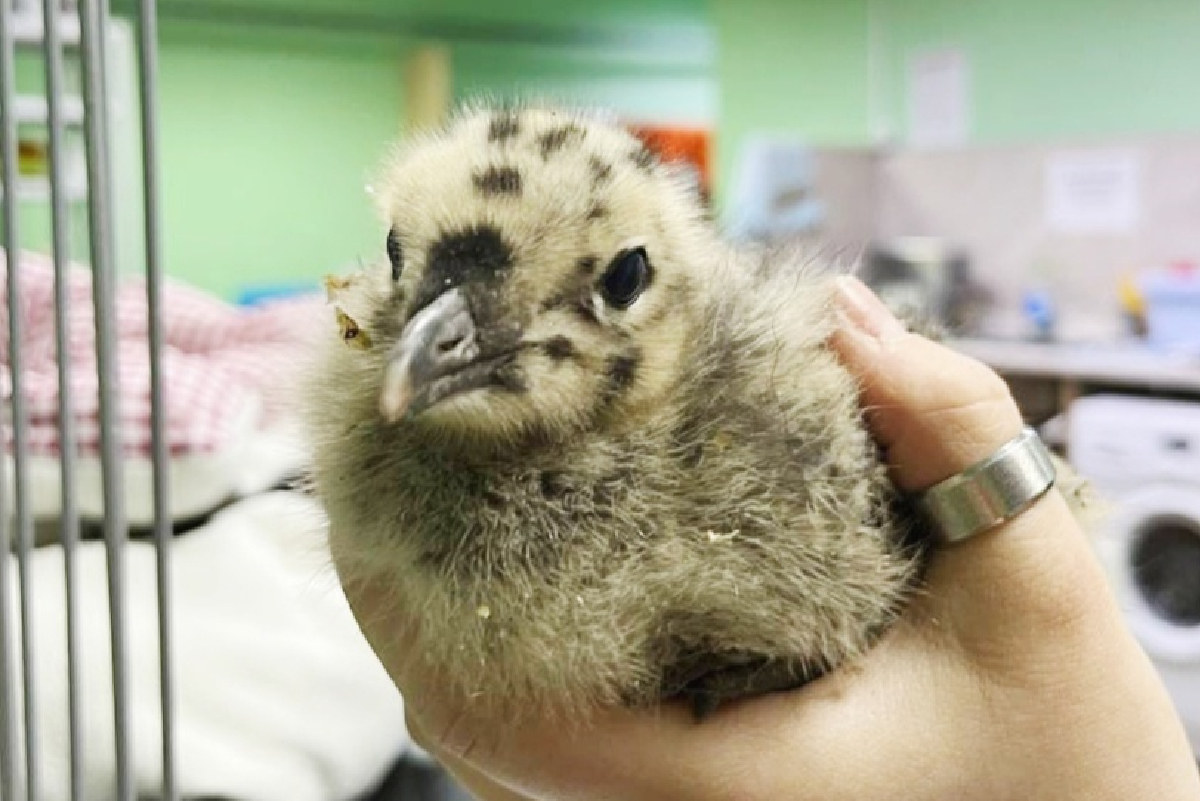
[15,93,85,125]
[950,337,1200,393]
[0,176,88,203]
[9,12,81,46]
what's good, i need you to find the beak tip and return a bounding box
[380,368,414,423]
[379,288,479,424]
[379,399,404,424]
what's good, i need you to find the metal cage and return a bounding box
[0,1,173,800]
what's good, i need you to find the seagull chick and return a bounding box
[301,103,1060,723]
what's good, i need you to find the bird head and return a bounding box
[360,105,717,449]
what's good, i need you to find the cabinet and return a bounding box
[5,0,87,203]
[4,0,142,275]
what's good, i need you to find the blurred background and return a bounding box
[17,0,1200,349]
[5,0,1200,798]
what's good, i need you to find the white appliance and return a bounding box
[1069,394,1200,755]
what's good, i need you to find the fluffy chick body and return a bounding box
[303,104,927,723]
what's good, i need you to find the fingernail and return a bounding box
[834,276,905,340]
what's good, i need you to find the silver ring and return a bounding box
[916,426,1058,544]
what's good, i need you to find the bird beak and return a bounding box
[380,288,482,422]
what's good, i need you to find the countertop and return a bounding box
[948,338,1200,392]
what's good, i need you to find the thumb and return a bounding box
[829,276,1025,494]
[827,276,1113,658]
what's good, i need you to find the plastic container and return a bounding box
[1141,265,1200,351]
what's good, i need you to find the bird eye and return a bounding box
[600,248,651,309]
[386,228,403,281]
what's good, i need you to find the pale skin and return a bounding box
[337,276,1200,800]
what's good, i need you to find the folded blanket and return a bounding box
[0,250,326,523]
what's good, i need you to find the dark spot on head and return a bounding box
[576,255,598,274]
[488,112,521,142]
[606,350,641,396]
[542,336,575,362]
[417,224,515,308]
[589,157,613,185]
[587,204,608,221]
[428,223,514,276]
[473,166,522,196]
[537,124,584,159]
[630,144,657,172]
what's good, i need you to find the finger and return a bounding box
[828,276,1024,493]
[827,276,1114,657]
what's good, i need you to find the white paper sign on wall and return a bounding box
[907,48,970,147]
[1044,149,1142,235]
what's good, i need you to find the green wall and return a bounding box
[875,0,1200,145]
[451,42,714,126]
[141,0,713,299]
[11,1,715,299]
[152,20,404,299]
[6,14,404,299]
[710,0,871,205]
[711,0,1200,186]
[150,0,714,300]
[16,0,1200,297]
[158,0,705,28]
[443,0,715,143]
[143,0,1200,294]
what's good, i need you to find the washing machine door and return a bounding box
[1105,484,1200,755]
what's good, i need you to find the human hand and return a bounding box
[340,276,1199,800]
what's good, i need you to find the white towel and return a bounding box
[3,490,412,801]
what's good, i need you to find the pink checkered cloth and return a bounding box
[1,249,323,459]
